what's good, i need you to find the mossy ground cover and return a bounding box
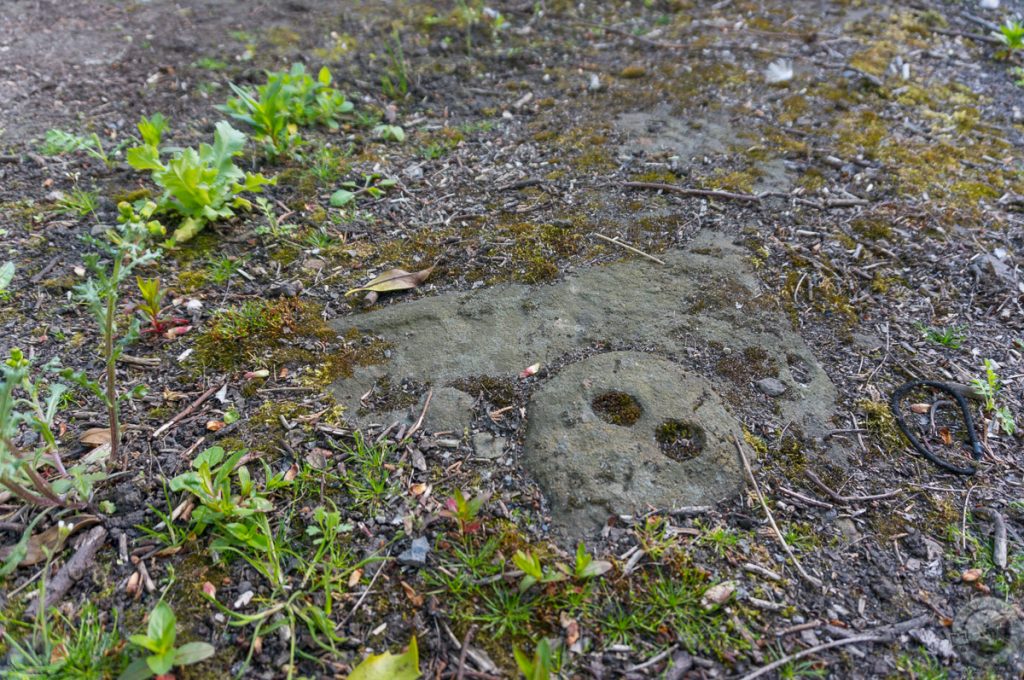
[0,0,1023,678]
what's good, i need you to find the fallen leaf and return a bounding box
[349,568,364,588]
[126,571,141,596]
[410,483,428,497]
[345,266,435,298]
[244,369,270,380]
[79,427,111,447]
[939,427,953,446]
[962,568,983,583]
[202,581,217,598]
[0,514,98,567]
[283,462,299,482]
[348,636,419,680]
[401,581,424,607]
[164,325,192,339]
[909,403,931,414]
[560,611,580,646]
[206,420,226,432]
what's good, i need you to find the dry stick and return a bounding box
[151,383,222,439]
[975,507,1008,570]
[590,233,666,265]
[27,526,107,617]
[804,470,902,504]
[733,436,823,589]
[455,624,478,680]
[623,181,763,203]
[738,635,886,680]
[406,389,434,439]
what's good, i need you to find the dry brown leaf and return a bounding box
[939,427,953,446]
[348,568,364,588]
[909,403,931,414]
[126,570,141,596]
[345,266,435,298]
[206,420,226,432]
[401,580,424,607]
[283,462,299,482]
[0,514,99,567]
[410,483,428,497]
[79,427,111,447]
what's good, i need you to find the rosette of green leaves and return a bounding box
[126,115,274,244]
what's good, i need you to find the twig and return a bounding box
[30,256,61,284]
[623,181,763,203]
[733,436,823,589]
[738,635,886,680]
[406,389,434,439]
[591,233,666,265]
[804,470,902,505]
[743,562,783,582]
[456,624,478,680]
[340,550,391,625]
[27,526,107,617]
[626,644,680,672]
[779,486,834,510]
[151,383,222,439]
[975,506,1008,570]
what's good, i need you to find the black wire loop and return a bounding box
[890,380,983,476]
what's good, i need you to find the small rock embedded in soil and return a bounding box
[397,536,430,567]
[471,431,506,459]
[755,377,788,397]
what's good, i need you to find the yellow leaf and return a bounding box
[348,636,420,680]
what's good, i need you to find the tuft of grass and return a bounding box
[54,187,99,218]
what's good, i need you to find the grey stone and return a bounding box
[835,518,860,541]
[524,352,744,539]
[330,230,840,446]
[397,536,430,567]
[471,432,506,460]
[418,387,475,434]
[755,377,788,397]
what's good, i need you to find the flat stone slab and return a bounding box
[330,229,844,539]
[524,352,743,537]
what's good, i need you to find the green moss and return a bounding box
[717,346,777,384]
[655,420,704,460]
[858,399,904,453]
[110,188,152,204]
[193,298,335,372]
[851,217,893,241]
[618,65,647,79]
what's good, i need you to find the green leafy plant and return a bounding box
[255,197,298,238]
[38,129,112,166]
[513,549,566,592]
[569,541,612,579]
[329,174,398,207]
[0,349,101,511]
[372,124,405,142]
[220,64,353,158]
[126,115,273,244]
[970,359,1017,435]
[915,322,966,349]
[995,19,1024,52]
[66,202,161,469]
[513,638,561,680]
[169,446,274,532]
[440,488,490,534]
[122,601,214,679]
[341,433,399,511]
[380,30,410,101]
[135,277,186,336]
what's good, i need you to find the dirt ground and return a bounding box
[1,0,1024,678]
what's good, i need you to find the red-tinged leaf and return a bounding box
[939,427,953,445]
[164,325,192,339]
[202,581,217,598]
[244,369,270,380]
[520,362,541,379]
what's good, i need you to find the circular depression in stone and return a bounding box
[656,420,705,461]
[591,391,643,426]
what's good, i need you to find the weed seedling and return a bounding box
[38,129,113,166]
[135,277,187,336]
[126,115,273,243]
[995,19,1024,54]
[255,197,298,238]
[915,322,966,349]
[970,359,1017,435]
[440,489,490,534]
[54,187,99,218]
[0,261,13,301]
[514,638,562,680]
[123,601,214,679]
[381,29,410,100]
